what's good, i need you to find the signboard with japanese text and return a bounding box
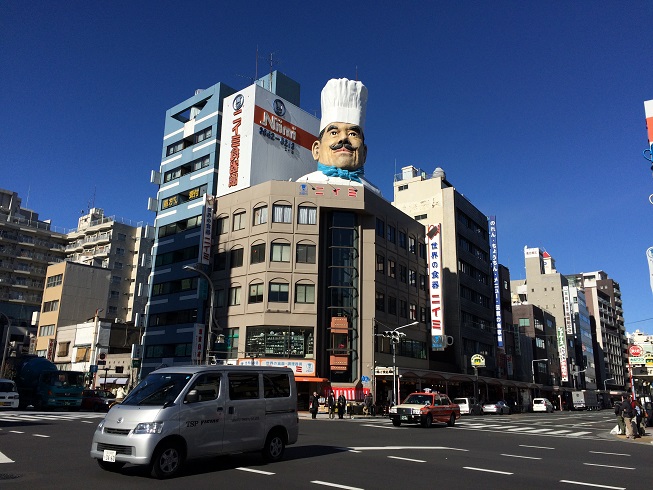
[489,216,502,347]
[237,357,316,375]
[199,195,215,265]
[217,84,319,197]
[192,323,205,364]
[427,224,445,350]
[557,325,569,382]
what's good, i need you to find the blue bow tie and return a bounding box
[317,163,364,183]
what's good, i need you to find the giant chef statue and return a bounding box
[297,78,381,194]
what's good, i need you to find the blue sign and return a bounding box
[90,365,98,373]
[361,376,370,382]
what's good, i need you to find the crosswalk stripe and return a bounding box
[0,451,14,464]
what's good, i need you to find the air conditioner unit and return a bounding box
[115,318,124,323]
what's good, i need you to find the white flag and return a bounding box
[647,247,653,294]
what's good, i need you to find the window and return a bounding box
[216,289,226,307]
[387,225,396,243]
[264,373,291,398]
[519,318,530,327]
[269,282,289,302]
[298,206,317,225]
[213,251,226,271]
[419,273,427,291]
[409,236,416,254]
[57,341,70,357]
[249,283,264,303]
[253,205,268,226]
[296,283,315,304]
[43,300,59,312]
[376,253,385,273]
[251,243,266,264]
[409,304,417,321]
[418,242,426,259]
[46,274,63,288]
[388,296,397,315]
[399,299,408,318]
[194,126,212,143]
[415,214,427,220]
[387,259,396,278]
[409,269,417,287]
[398,184,408,191]
[39,324,55,336]
[216,216,228,235]
[188,372,221,402]
[271,243,291,262]
[376,218,385,237]
[230,248,243,268]
[228,373,260,400]
[399,264,407,283]
[114,262,123,270]
[233,211,246,231]
[229,286,241,306]
[158,215,202,238]
[110,290,120,299]
[420,306,427,323]
[272,204,292,223]
[375,291,385,311]
[399,231,407,249]
[115,247,125,256]
[296,243,316,263]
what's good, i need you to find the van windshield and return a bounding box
[0,381,16,392]
[121,373,192,406]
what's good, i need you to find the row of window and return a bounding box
[164,155,210,183]
[375,291,426,322]
[457,210,487,240]
[375,253,426,289]
[460,285,491,308]
[155,246,199,267]
[375,218,425,256]
[216,282,315,307]
[458,259,489,285]
[214,243,316,271]
[158,215,202,239]
[42,300,59,313]
[458,235,489,262]
[46,274,62,288]
[217,204,317,234]
[161,184,207,211]
[166,126,213,156]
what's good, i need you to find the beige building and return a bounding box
[392,166,497,378]
[200,179,430,406]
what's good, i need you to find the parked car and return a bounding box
[0,378,19,409]
[453,397,483,415]
[389,389,461,428]
[532,397,554,413]
[81,389,116,412]
[482,400,511,415]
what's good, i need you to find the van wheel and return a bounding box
[392,419,401,427]
[447,413,456,427]
[262,431,285,462]
[97,459,125,472]
[150,442,184,479]
[421,414,433,428]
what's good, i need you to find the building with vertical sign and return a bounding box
[392,166,496,379]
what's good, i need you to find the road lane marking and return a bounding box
[9,430,24,434]
[463,466,513,475]
[583,463,634,470]
[589,451,629,456]
[388,456,426,463]
[347,446,468,452]
[236,467,275,475]
[311,481,363,490]
[520,428,554,433]
[567,431,592,437]
[560,480,625,489]
[81,420,94,423]
[544,430,572,434]
[520,445,555,450]
[501,454,542,460]
[0,451,14,464]
[33,434,50,438]
[361,424,398,429]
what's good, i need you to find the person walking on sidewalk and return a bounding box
[337,393,346,419]
[309,391,320,419]
[615,399,625,435]
[621,395,637,439]
[327,391,336,419]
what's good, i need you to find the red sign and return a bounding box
[629,345,643,357]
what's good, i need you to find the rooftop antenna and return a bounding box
[355,65,358,81]
[25,185,30,208]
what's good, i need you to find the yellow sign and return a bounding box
[471,354,486,367]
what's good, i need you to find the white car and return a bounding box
[532,398,554,413]
[482,400,511,415]
[453,397,482,415]
[0,378,19,409]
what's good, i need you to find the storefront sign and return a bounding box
[489,216,502,347]
[427,223,445,350]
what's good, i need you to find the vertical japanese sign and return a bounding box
[562,286,574,335]
[192,323,205,364]
[427,224,445,350]
[199,195,215,265]
[489,216,502,347]
[557,324,569,382]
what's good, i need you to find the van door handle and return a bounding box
[228,406,234,414]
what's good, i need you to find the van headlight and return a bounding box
[96,419,105,432]
[133,422,164,434]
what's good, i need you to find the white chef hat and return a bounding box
[320,78,368,133]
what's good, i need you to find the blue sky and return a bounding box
[2,1,653,334]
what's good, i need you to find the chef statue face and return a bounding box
[312,122,367,170]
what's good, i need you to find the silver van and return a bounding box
[90,365,298,478]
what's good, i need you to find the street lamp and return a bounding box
[184,264,220,365]
[571,369,587,390]
[604,378,615,392]
[90,308,103,388]
[532,358,548,385]
[375,320,418,406]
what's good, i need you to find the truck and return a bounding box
[571,390,600,411]
[14,356,85,410]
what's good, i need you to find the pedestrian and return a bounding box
[620,395,636,439]
[337,393,346,419]
[633,399,645,436]
[614,400,625,435]
[364,392,373,416]
[309,391,320,419]
[327,391,336,419]
[645,401,653,428]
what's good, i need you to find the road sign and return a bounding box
[90,365,98,373]
[361,375,370,382]
[471,354,486,367]
[629,345,643,357]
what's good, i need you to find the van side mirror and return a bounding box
[185,389,199,404]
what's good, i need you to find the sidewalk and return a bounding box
[298,411,384,420]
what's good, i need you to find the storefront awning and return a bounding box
[295,377,330,383]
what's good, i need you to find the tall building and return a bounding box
[511,303,556,385]
[568,271,627,391]
[563,276,597,390]
[392,166,497,378]
[0,188,67,353]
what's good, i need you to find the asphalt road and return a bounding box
[0,409,650,489]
